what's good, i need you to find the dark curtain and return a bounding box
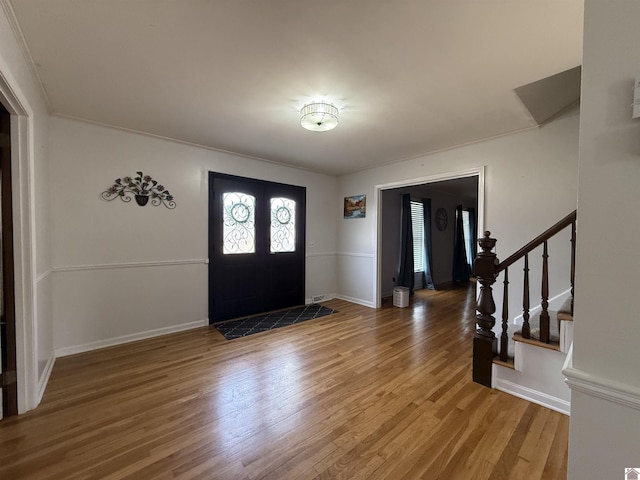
[452,205,470,284]
[396,193,415,292]
[465,207,477,274]
[421,198,435,290]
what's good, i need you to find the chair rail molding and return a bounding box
[52,258,208,273]
[563,345,640,411]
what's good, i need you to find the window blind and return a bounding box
[410,201,424,273]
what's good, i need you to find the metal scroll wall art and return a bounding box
[101,171,176,209]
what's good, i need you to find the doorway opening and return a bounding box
[375,168,484,307]
[0,102,17,418]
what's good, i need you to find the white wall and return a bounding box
[567,1,640,477]
[49,117,338,353]
[0,1,53,411]
[338,108,579,312]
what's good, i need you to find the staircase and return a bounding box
[472,211,576,414]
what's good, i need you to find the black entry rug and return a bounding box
[214,304,338,340]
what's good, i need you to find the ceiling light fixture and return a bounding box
[300,101,339,132]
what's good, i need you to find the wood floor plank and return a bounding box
[0,284,569,479]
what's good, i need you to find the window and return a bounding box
[222,192,256,254]
[462,209,472,268]
[410,201,424,273]
[270,197,296,253]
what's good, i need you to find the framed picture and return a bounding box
[344,194,366,218]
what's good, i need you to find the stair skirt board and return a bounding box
[510,289,572,325]
[493,342,571,415]
[560,320,574,353]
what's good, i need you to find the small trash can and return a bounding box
[393,286,409,308]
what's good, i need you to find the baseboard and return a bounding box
[334,294,375,308]
[305,293,337,304]
[434,281,454,290]
[55,319,209,357]
[35,355,55,406]
[493,375,571,415]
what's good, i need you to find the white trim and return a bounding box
[512,288,572,325]
[35,355,55,406]
[57,113,317,173]
[374,167,484,191]
[334,294,375,308]
[493,375,571,415]
[514,341,524,372]
[335,252,375,259]
[52,258,208,273]
[35,268,52,283]
[0,0,52,111]
[374,166,485,308]
[563,347,640,412]
[305,252,335,259]
[0,60,39,413]
[368,127,539,175]
[560,320,573,354]
[55,319,209,358]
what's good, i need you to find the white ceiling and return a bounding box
[8,0,583,176]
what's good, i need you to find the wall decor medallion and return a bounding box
[435,207,448,231]
[344,194,366,219]
[101,171,176,209]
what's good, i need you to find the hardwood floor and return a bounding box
[0,284,569,479]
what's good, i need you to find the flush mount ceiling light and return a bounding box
[300,101,339,132]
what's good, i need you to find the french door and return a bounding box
[209,172,306,323]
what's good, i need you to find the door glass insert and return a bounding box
[223,192,256,254]
[270,197,296,253]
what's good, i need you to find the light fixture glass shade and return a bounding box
[300,102,339,132]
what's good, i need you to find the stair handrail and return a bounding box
[496,210,577,272]
[472,209,577,388]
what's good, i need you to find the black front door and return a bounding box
[209,173,306,323]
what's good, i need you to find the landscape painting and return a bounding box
[344,194,366,218]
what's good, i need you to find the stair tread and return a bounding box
[513,332,561,351]
[557,311,573,322]
[493,356,515,369]
[557,296,573,322]
[516,311,561,343]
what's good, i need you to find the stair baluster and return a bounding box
[500,268,509,362]
[540,240,550,343]
[522,254,531,339]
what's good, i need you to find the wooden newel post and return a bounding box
[473,231,499,387]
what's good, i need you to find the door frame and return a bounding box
[0,103,17,416]
[374,167,485,307]
[208,172,306,322]
[0,68,38,414]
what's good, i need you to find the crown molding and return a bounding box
[0,0,53,111]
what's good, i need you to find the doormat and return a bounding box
[214,304,338,340]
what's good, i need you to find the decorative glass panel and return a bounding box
[270,197,296,253]
[223,192,256,254]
